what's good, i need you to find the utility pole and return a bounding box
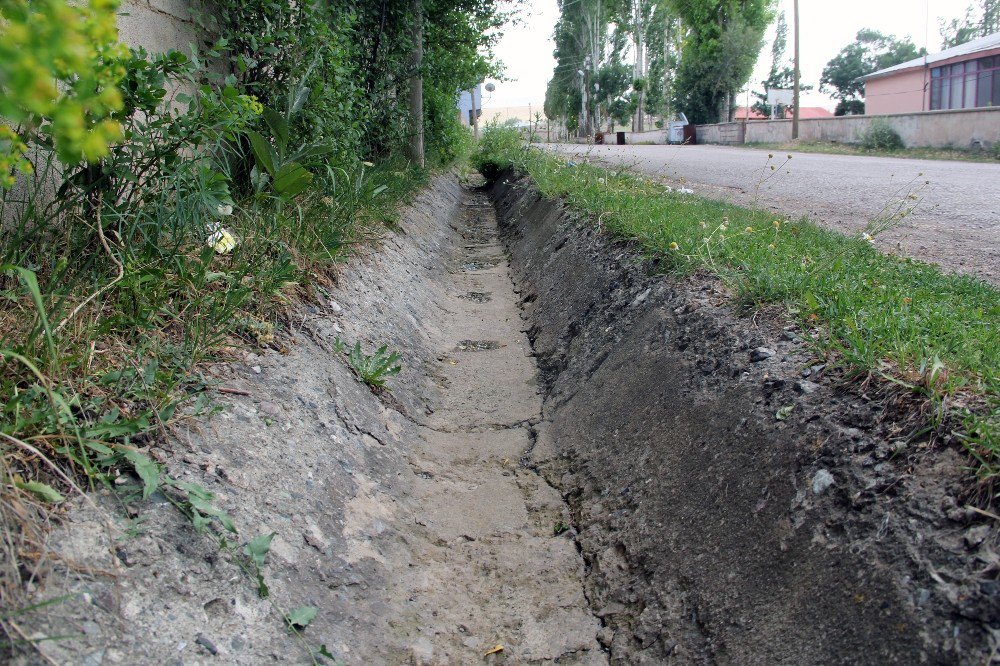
[408,0,425,166]
[792,0,800,140]
[471,86,479,140]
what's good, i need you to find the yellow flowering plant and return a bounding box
[0,0,128,184]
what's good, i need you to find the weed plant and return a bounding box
[346,341,403,389]
[475,126,1000,491]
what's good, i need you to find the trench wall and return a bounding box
[491,171,992,664]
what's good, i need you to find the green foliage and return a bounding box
[479,141,1000,486]
[940,0,999,49]
[668,0,773,124]
[860,120,905,151]
[0,0,128,181]
[751,12,813,118]
[346,341,403,389]
[285,606,319,631]
[820,29,924,114]
[1,0,506,653]
[472,124,527,181]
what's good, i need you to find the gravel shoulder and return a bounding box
[547,143,1000,285]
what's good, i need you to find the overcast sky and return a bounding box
[483,0,971,112]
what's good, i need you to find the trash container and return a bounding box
[616,131,626,145]
[683,124,697,145]
[668,112,689,144]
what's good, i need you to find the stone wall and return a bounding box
[696,107,1000,149]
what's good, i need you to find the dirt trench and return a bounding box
[25,176,603,664]
[20,172,997,665]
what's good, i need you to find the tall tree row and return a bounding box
[545,0,776,133]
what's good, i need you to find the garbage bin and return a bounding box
[683,124,697,145]
[668,112,689,144]
[616,131,626,145]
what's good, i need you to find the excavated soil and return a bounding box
[492,171,998,664]
[16,172,998,665]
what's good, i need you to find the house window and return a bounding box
[930,55,1000,110]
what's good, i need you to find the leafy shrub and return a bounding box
[860,120,904,151]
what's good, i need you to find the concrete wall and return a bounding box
[695,122,745,146]
[117,0,201,54]
[866,69,926,115]
[696,107,1000,149]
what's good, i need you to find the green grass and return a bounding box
[475,126,1000,489]
[745,140,1000,163]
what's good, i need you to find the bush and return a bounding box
[860,120,905,151]
[471,124,524,181]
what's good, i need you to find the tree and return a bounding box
[546,0,612,137]
[820,29,924,116]
[668,0,774,125]
[940,1,1000,49]
[643,5,682,122]
[751,11,811,118]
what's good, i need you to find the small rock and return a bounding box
[81,621,102,636]
[258,402,282,417]
[964,524,991,549]
[304,524,329,552]
[630,288,651,307]
[250,365,262,374]
[196,633,219,656]
[946,506,968,523]
[812,469,835,495]
[794,380,820,394]
[328,300,343,314]
[410,637,434,665]
[750,347,775,362]
[781,330,799,342]
[461,636,482,649]
[596,627,615,647]
[81,650,105,666]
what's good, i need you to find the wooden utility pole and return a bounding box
[792,0,800,139]
[408,0,425,166]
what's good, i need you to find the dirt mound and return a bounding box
[492,171,998,664]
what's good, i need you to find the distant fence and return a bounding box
[696,107,1000,149]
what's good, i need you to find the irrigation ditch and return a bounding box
[17,171,997,664]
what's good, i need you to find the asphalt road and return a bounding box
[548,143,1000,285]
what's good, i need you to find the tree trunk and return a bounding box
[408,0,425,167]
